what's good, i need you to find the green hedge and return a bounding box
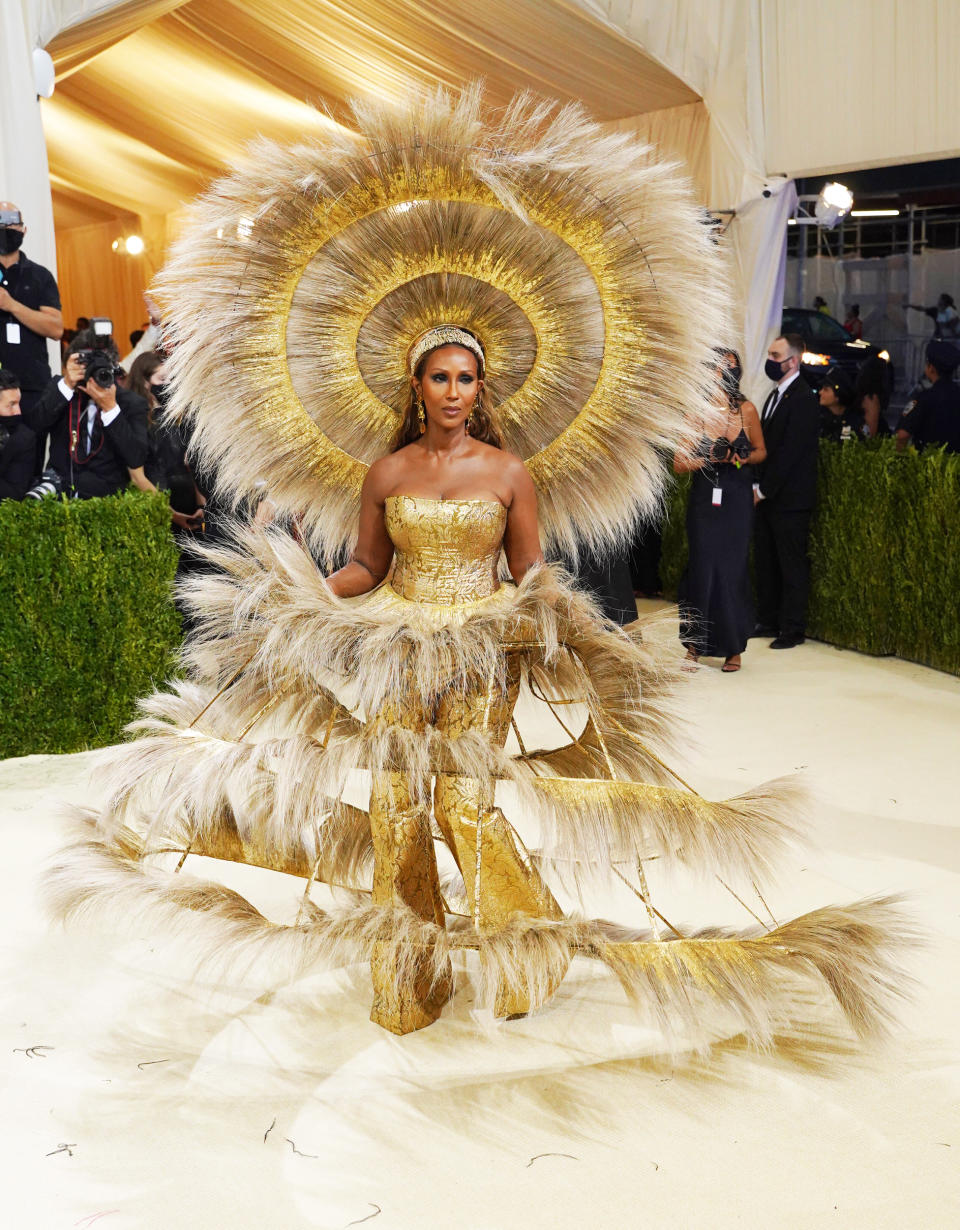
[2,444,957,759]
[0,490,181,758]
[659,439,960,675]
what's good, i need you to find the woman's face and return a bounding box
[819,384,840,411]
[414,345,483,431]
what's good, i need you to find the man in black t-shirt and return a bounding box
[25,330,148,498]
[0,203,64,412]
[0,203,64,480]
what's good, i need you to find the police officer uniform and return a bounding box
[898,340,960,453]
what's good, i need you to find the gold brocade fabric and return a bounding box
[367,497,565,1032]
[386,495,506,606]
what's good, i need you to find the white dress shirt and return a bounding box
[756,369,800,498]
[58,377,121,450]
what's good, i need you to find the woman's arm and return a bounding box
[503,458,544,584]
[741,401,766,465]
[128,466,157,493]
[326,464,395,597]
[861,393,881,438]
[673,447,707,474]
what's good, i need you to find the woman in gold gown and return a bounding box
[326,324,559,1031]
[48,91,912,1049]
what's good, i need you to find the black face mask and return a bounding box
[151,382,169,407]
[764,356,790,382]
[722,363,742,392]
[0,227,25,256]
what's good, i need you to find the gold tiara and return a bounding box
[408,325,485,376]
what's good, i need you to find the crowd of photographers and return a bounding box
[0,200,208,534]
[0,323,203,520]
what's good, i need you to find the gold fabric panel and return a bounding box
[386,496,506,607]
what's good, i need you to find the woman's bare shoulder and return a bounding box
[364,450,409,496]
[481,443,525,470]
[741,399,759,419]
[496,449,535,499]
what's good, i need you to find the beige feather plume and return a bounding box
[154,84,731,562]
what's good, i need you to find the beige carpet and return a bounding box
[2,616,958,1229]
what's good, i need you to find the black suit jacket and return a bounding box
[0,418,38,499]
[755,376,819,511]
[26,379,149,498]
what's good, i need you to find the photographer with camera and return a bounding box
[674,349,766,672]
[0,369,37,500]
[23,324,148,499]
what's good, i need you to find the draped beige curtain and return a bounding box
[760,0,960,174]
[43,0,700,222]
[37,0,701,342]
[45,0,190,77]
[54,220,155,351]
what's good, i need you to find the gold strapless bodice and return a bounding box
[385,496,506,606]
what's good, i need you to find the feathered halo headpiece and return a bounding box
[156,85,730,560]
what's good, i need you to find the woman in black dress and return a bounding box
[675,350,766,672]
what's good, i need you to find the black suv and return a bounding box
[781,308,889,387]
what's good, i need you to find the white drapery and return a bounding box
[1,1,146,276]
[578,0,960,392]
[589,1,783,394]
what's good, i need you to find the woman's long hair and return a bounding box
[391,335,504,452]
[127,351,164,423]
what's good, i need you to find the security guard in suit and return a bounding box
[752,333,820,649]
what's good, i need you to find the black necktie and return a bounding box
[763,388,779,422]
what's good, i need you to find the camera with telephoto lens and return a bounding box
[25,467,65,500]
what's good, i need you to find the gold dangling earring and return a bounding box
[416,392,426,433]
[468,389,481,435]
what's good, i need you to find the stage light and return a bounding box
[850,209,900,218]
[111,238,120,251]
[802,351,830,366]
[878,350,891,362]
[815,182,853,228]
[124,235,145,255]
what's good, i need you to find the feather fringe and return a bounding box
[45,814,916,1046]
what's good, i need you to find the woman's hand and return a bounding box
[741,401,766,466]
[172,509,204,531]
[673,445,708,474]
